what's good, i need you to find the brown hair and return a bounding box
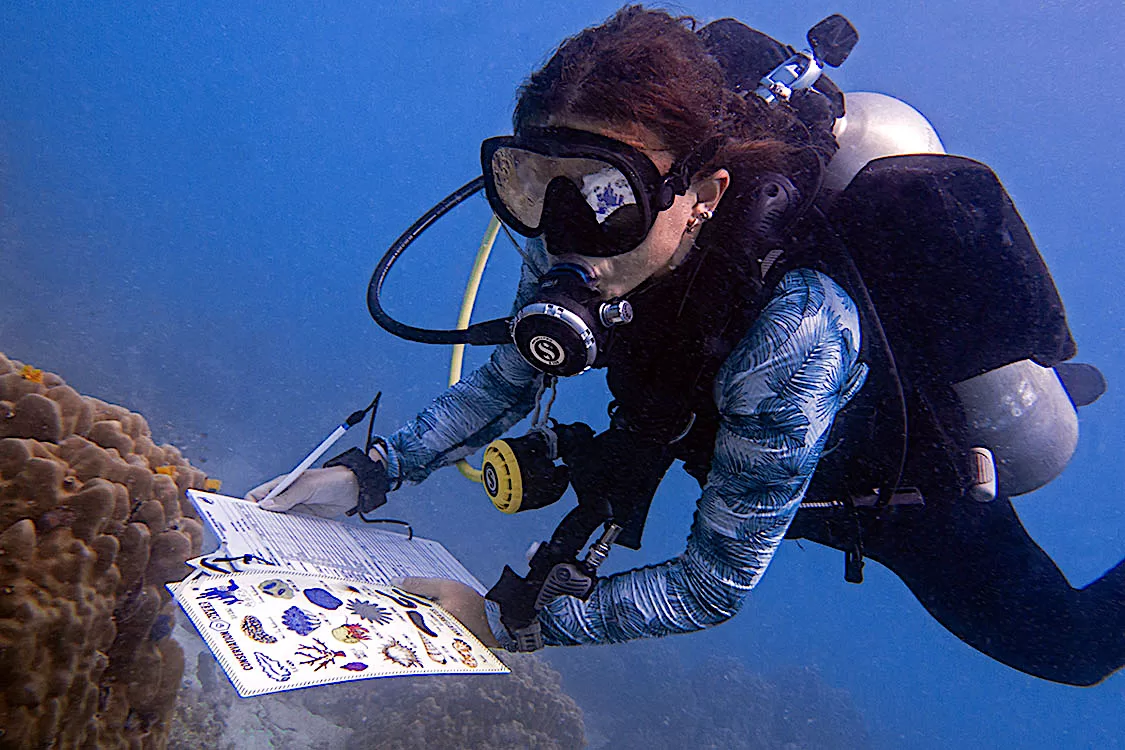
[513,6,808,200]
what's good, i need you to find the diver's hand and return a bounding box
[396,577,500,648]
[246,466,359,517]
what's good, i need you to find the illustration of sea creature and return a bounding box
[452,638,478,668]
[346,599,394,625]
[331,622,371,644]
[381,638,422,668]
[241,615,278,643]
[295,638,346,671]
[407,610,438,637]
[303,587,343,610]
[259,579,295,599]
[281,606,322,636]
[341,662,368,671]
[420,635,447,664]
[198,580,241,605]
[255,652,292,682]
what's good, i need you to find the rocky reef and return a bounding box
[0,353,208,749]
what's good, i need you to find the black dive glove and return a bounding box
[324,447,390,516]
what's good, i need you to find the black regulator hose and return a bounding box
[367,176,513,346]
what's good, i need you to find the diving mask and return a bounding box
[481,127,721,257]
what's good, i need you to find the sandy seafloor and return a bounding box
[3,1,1124,748]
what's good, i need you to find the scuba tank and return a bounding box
[824,91,1103,502]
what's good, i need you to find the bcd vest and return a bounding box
[599,154,1076,547]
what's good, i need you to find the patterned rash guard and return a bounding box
[381,240,867,648]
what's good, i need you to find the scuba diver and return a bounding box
[247,6,1124,687]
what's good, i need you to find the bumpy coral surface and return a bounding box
[0,352,208,749]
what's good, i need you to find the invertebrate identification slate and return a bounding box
[184,490,486,592]
[173,571,508,696]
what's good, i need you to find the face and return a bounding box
[544,117,728,298]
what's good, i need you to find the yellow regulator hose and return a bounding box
[450,215,503,482]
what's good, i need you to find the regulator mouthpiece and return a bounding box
[511,262,633,377]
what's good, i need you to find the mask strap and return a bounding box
[665,136,725,194]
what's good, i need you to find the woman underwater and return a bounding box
[249,6,1125,687]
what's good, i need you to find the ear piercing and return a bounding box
[684,208,714,234]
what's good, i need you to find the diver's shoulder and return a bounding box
[768,267,861,342]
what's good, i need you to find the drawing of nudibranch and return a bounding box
[241,615,278,643]
[255,652,292,682]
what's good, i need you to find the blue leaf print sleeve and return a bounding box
[379,240,549,485]
[525,269,866,646]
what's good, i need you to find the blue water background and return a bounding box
[2,1,1123,747]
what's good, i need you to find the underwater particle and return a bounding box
[407,610,438,637]
[381,638,421,668]
[254,652,293,682]
[241,615,278,644]
[19,364,44,383]
[340,662,368,672]
[295,638,346,671]
[259,579,295,599]
[198,580,241,605]
[303,587,343,610]
[281,606,322,636]
[420,635,447,664]
[331,623,371,644]
[346,599,394,625]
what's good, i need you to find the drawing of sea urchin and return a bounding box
[347,599,394,626]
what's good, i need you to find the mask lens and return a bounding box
[578,167,638,226]
[489,148,638,237]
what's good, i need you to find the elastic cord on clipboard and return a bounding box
[199,554,277,575]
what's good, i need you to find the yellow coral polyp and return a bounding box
[155,465,178,477]
[19,365,44,383]
[203,478,222,491]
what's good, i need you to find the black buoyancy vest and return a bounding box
[601,153,1077,511]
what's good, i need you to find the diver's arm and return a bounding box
[380,241,549,486]
[520,269,866,646]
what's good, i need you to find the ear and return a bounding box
[693,168,730,213]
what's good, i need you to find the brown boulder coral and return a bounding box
[0,352,209,750]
